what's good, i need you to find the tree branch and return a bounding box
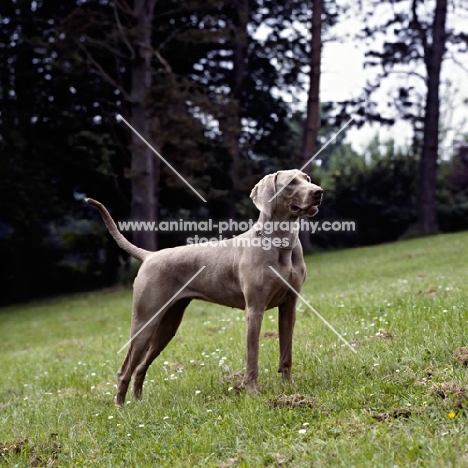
[113,2,135,59]
[114,0,134,17]
[79,35,130,61]
[448,51,468,74]
[158,27,185,51]
[154,49,172,72]
[411,0,429,61]
[384,69,427,83]
[77,43,134,102]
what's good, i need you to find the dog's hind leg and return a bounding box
[132,298,191,400]
[116,318,156,405]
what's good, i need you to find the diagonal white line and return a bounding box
[299,115,356,172]
[269,266,357,354]
[117,266,206,354]
[117,114,207,203]
[268,115,356,202]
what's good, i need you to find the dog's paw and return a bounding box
[244,381,260,395]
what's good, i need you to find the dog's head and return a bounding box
[250,170,323,219]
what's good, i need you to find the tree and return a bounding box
[227,0,249,193]
[129,0,159,251]
[301,0,322,171]
[0,0,121,302]
[358,0,467,234]
[415,0,447,233]
[300,0,323,250]
[2,0,335,303]
[156,0,320,213]
[61,0,160,250]
[60,0,315,231]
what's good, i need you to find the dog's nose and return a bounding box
[314,188,324,197]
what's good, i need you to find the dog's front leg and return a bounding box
[278,296,297,381]
[244,307,265,393]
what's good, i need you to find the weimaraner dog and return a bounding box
[86,169,323,404]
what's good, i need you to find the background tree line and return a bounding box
[0,0,467,304]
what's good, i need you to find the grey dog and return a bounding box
[86,169,323,404]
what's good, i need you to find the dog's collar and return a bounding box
[255,230,299,250]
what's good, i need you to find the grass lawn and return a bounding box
[1,231,468,467]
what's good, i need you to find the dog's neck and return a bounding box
[255,212,300,250]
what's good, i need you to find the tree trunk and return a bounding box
[218,0,249,225]
[130,0,159,250]
[416,0,447,234]
[300,0,322,251]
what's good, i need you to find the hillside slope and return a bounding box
[1,232,467,467]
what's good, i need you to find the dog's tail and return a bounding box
[85,198,151,262]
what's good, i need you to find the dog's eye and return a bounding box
[306,175,311,183]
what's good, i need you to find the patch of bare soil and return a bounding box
[266,394,314,409]
[221,372,244,394]
[222,372,244,383]
[163,361,185,371]
[218,457,240,468]
[0,436,61,466]
[351,329,394,348]
[414,368,435,387]
[263,331,279,339]
[272,453,291,464]
[418,286,438,296]
[206,325,223,335]
[262,453,293,465]
[372,407,425,421]
[374,329,394,340]
[0,439,26,456]
[431,382,468,408]
[454,347,468,366]
[431,382,467,398]
[189,360,205,367]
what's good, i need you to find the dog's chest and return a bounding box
[277,254,306,285]
[280,265,304,290]
[263,263,305,309]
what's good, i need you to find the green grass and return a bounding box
[1,231,468,467]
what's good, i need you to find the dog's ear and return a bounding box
[250,172,278,218]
